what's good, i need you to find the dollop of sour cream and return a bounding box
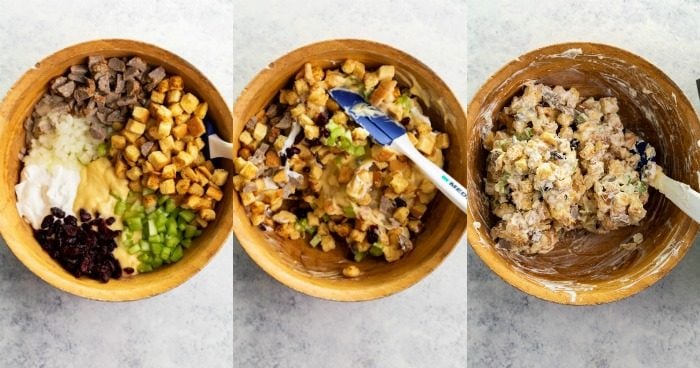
[15,163,80,228]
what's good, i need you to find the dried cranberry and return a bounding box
[320,127,331,138]
[394,197,407,208]
[63,224,78,237]
[64,215,77,226]
[105,217,115,226]
[123,267,135,275]
[285,146,301,158]
[315,113,329,126]
[400,117,411,125]
[279,153,287,166]
[40,215,54,229]
[366,225,379,244]
[79,209,91,222]
[50,207,65,218]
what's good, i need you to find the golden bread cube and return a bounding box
[187,116,206,137]
[211,169,229,186]
[126,119,146,136]
[170,76,184,90]
[114,159,127,179]
[150,91,165,104]
[194,102,208,119]
[159,135,175,154]
[145,174,161,190]
[148,151,169,171]
[126,166,142,181]
[158,120,173,137]
[168,103,184,117]
[155,104,172,121]
[111,134,126,149]
[143,194,158,210]
[156,79,169,93]
[180,93,199,114]
[377,65,395,81]
[176,178,191,194]
[206,185,223,201]
[166,89,182,105]
[252,122,267,141]
[172,124,189,140]
[132,106,150,123]
[161,164,177,179]
[174,151,194,168]
[159,179,176,195]
[183,195,201,209]
[199,209,216,222]
[124,145,140,162]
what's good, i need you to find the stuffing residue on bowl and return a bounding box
[15,55,229,282]
[234,59,450,276]
[482,82,659,254]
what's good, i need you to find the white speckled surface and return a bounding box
[0,1,233,367]
[468,1,700,367]
[233,0,468,367]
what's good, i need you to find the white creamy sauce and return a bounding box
[15,163,80,228]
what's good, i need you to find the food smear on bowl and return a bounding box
[234,60,450,271]
[14,55,229,282]
[482,82,658,254]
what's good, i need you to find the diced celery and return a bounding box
[194,230,202,237]
[137,253,151,263]
[97,143,107,157]
[170,246,184,262]
[151,242,163,255]
[139,240,150,252]
[148,234,162,244]
[167,220,178,237]
[164,198,177,213]
[160,247,172,260]
[115,200,127,216]
[179,210,196,223]
[369,243,384,257]
[343,206,356,218]
[127,245,141,255]
[157,195,169,206]
[151,258,163,269]
[184,225,198,238]
[165,235,180,249]
[354,251,366,262]
[147,219,157,237]
[137,263,152,273]
[142,188,154,196]
[309,234,322,247]
[181,238,192,249]
[126,218,143,231]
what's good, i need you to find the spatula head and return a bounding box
[329,88,406,146]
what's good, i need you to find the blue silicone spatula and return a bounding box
[329,88,467,214]
[203,118,233,160]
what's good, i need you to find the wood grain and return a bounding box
[466,43,700,305]
[232,39,467,301]
[0,39,233,301]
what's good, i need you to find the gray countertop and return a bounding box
[468,1,700,367]
[233,0,468,367]
[0,1,233,367]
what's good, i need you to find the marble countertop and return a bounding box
[468,1,700,367]
[0,1,233,367]
[233,0,468,367]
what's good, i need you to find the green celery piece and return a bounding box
[160,247,172,260]
[139,240,150,252]
[151,258,163,269]
[369,243,384,257]
[157,195,169,206]
[137,263,152,273]
[164,198,177,213]
[354,251,366,262]
[343,206,356,218]
[181,238,192,249]
[142,188,155,196]
[167,220,178,237]
[148,234,163,244]
[97,143,107,157]
[114,200,127,216]
[184,225,198,239]
[127,245,141,255]
[165,235,180,249]
[194,230,202,237]
[170,246,184,262]
[179,210,196,223]
[306,226,317,235]
[309,234,322,247]
[178,222,187,231]
[151,242,163,255]
[137,253,151,263]
[147,219,157,237]
[126,218,143,231]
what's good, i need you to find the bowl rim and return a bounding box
[232,38,467,301]
[0,38,233,302]
[466,41,700,305]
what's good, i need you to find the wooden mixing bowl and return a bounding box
[0,39,233,301]
[467,43,700,305]
[233,39,467,301]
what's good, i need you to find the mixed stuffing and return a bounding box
[234,59,449,269]
[482,82,656,254]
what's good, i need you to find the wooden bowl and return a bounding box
[467,43,700,305]
[233,39,467,301]
[0,39,233,301]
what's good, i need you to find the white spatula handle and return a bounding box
[208,133,233,160]
[391,135,467,214]
[652,172,700,223]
